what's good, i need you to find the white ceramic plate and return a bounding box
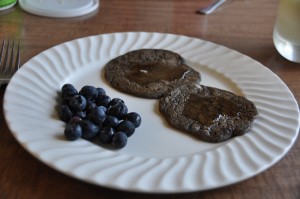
[3,32,300,193]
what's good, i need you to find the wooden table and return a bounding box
[0,0,299,198]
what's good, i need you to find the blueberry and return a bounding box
[61,97,71,106]
[69,116,82,124]
[99,126,115,144]
[90,106,107,125]
[116,120,135,137]
[96,87,106,97]
[74,111,87,119]
[62,83,76,92]
[61,84,78,99]
[80,120,99,139]
[79,85,98,101]
[85,101,97,113]
[109,98,124,106]
[112,131,127,149]
[102,115,119,128]
[125,112,142,128]
[64,123,82,141]
[62,89,78,99]
[59,104,73,123]
[69,95,87,111]
[108,103,128,119]
[96,95,111,107]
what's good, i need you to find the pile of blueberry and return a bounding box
[58,84,141,149]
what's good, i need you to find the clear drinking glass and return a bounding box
[273,0,300,63]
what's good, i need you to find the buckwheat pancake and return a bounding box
[159,83,258,143]
[104,49,201,99]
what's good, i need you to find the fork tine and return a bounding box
[3,39,10,74]
[14,40,21,72]
[8,40,15,74]
[0,39,6,69]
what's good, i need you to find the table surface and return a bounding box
[0,0,299,198]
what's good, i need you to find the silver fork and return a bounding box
[0,39,21,85]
